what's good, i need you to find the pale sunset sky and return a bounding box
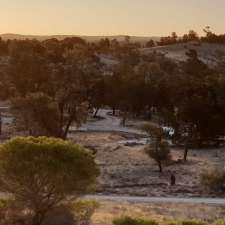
[0,0,224,36]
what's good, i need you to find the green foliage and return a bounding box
[0,199,12,209]
[1,35,225,145]
[144,124,171,172]
[181,221,208,225]
[12,92,61,137]
[201,168,225,192]
[213,219,225,225]
[8,40,99,139]
[113,216,158,225]
[0,199,14,224]
[145,141,171,163]
[0,136,99,225]
[43,200,99,225]
[166,220,207,225]
[114,218,210,225]
[145,141,171,172]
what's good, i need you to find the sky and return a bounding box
[0,0,225,36]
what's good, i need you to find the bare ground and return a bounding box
[71,131,225,198]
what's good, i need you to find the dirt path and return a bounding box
[72,109,145,135]
[86,194,225,205]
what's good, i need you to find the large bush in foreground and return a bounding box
[0,136,100,225]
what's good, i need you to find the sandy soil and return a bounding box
[71,131,225,198]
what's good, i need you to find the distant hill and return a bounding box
[0,33,160,43]
[142,42,225,65]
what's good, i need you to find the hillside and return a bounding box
[142,42,225,64]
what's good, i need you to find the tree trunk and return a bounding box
[184,125,193,161]
[112,107,116,116]
[121,111,127,127]
[62,112,76,140]
[32,212,45,225]
[121,116,126,127]
[172,124,179,144]
[158,161,163,173]
[184,144,189,161]
[93,108,99,118]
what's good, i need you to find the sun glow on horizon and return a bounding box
[1,0,225,36]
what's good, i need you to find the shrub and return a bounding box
[145,141,171,173]
[165,220,207,225]
[165,221,180,225]
[113,216,158,225]
[213,220,225,225]
[181,220,208,225]
[73,200,100,225]
[143,124,171,172]
[43,205,75,225]
[201,168,225,192]
[0,136,100,225]
[0,199,9,223]
[43,200,99,225]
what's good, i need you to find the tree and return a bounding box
[90,77,106,118]
[171,32,178,42]
[143,124,171,172]
[98,38,110,53]
[11,93,62,137]
[167,50,225,160]
[8,41,101,139]
[0,66,11,136]
[146,40,155,48]
[157,32,178,46]
[0,136,99,225]
[188,30,199,41]
[9,48,51,97]
[182,30,199,42]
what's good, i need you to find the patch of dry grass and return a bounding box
[92,201,225,225]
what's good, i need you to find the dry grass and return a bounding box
[70,131,225,197]
[92,201,225,225]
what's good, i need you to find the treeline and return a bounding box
[0,36,225,147]
[154,27,225,47]
[1,27,225,53]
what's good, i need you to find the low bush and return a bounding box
[182,220,208,225]
[113,216,159,225]
[165,220,207,225]
[72,200,100,225]
[201,168,225,192]
[213,220,225,225]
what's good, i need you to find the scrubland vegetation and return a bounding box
[0,28,225,224]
